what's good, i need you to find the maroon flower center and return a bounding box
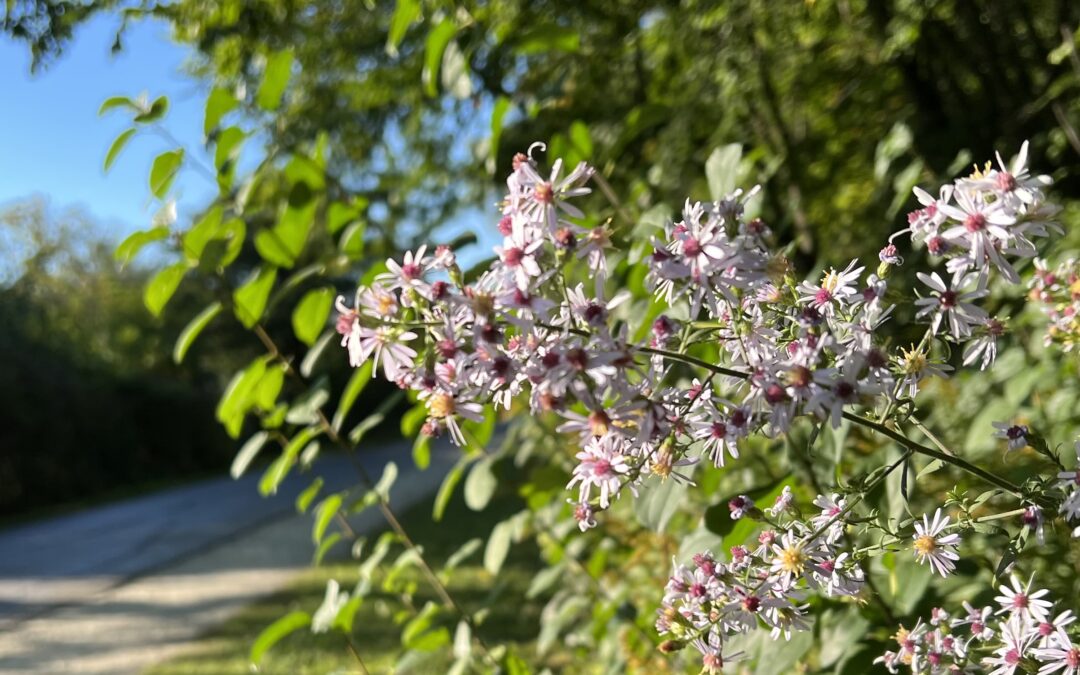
[814,288,833,305]
[834,381,855,400]
[683,237,703,257]
[436,338,457,358]
[1006,425,1026,440]
[554,227,576,249]
[1012,593,1029,609]
[964,212,987,232]
[1038,622,1054,636]
[541,351,561,369]
[503,247,524,266]
[996,172,1017,192]
[711,422,728,439]
[764,383,789,404]
[690,583,707,598]
[939,290,957,308]
[401,262,422,280]
[731,409,748,427]
[1004,648,1020,665]
[567,348,588,371]
[497,215,513,235]
[583,303,605,323]
[593,458,612,476]
[742,596,761,612]
[928,236,947,255]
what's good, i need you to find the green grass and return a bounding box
[147,487,546,675]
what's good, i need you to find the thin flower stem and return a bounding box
[344,635,371,675]
[839,412,1026,499]
[590,171,634,227]
[251,325,497,667]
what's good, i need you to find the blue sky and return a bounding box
[1,15,213,241]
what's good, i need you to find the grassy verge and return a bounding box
[147,487,546,675]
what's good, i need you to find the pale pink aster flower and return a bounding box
[1035,636,1080,675]
[422,390,484,446]
[914,271,988,339]
[995,574,1054,623]
[796,260,864,316]
[1035,609,1076,649]
[984,616,1035,675]
[356,326,418,380]
[378,245,432,296]
[566,432,631,509]
[912,508,961,577]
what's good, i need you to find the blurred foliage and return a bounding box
[0,199,235,516]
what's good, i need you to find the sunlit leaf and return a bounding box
[173,301,222,363]
[143,262,187,317]
[250,611,310,665]
[104,128,136,172]
[149,149,184,198]
[233,266,278,328]
[292,287,334,347]
[257,50,294,111]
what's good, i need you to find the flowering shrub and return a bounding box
[330,142,1079,672]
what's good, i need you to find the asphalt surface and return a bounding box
[0,439,454,673]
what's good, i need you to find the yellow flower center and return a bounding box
[778,544,806,576]
[913,535,937,556]
[428,393,455,419]
[376,293,396,317]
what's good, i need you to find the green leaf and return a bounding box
[253,366,285,411]
[204,86,237,136]
[115,226,168,268]
[255,197,316,268]
[173,301,222,363]
[423,20,456,97]
[98,96,137,115]
[433,458,468,521]
[705,143,742,201]
[104,128,137,172]
[134,95,169,123]
[313,533,341,566]
[301,331,335,378]
[296,477,324,514]
[292,287,335,347]
[217,357,268,438]
[386,0,420,56]
[143,262,187,317]
[250,611,310,665]
[440,40,472,99]
[464,454,498,511]
[231,431,270,479]
[515,25,580,55]
[286,378,330,425]
[338,220,366,258]
[259,427,321,496]
[332,361,373,432]
[402,602,448,651]
[214,126,246,180]
[374,461,398,500]
[412,434,431,470]
[444,538,482,572]
[400,403,428,438]
[149,149,184,198]
[257,50,294,111]
[483,518,513,575]
[233,266,278,328]
[634,471,691,533]
[313,493,343,544]
[326,200,363,235]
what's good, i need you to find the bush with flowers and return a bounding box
[113,68,1080,669]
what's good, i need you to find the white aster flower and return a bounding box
[912,508,961,577]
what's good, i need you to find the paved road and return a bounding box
[0,440,454,673]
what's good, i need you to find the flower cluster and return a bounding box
[876,574,1078,674]
[655,494,866,671]
[332,141,1074,668]
[1030,257,1080,353]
